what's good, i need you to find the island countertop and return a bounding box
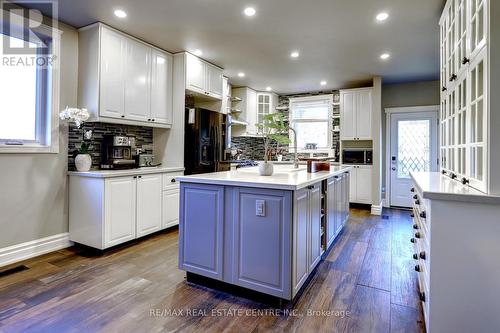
[176,165,351,190]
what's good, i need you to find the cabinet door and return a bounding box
[124,39,151,122]
[179,183,224,280]
[468,0,487,59]
[342,172,350,226]
[136,174,162,237]
[293,188,309,296]
[219,76,229,114]
[334,177,343,235]
[162,187,180,229]
[206,63,223,99]
[151,49,173,125]
[340,91,356,140]
[348,166,357,202]
[308,183,322,272]
[185,53,206,94]
[356,89,372,140]
[100,28,125,119]
[326,178,337,248]
[245,89,258,135]
[356,165,373,204]
[232,188,292,299]
[104,176,136,247]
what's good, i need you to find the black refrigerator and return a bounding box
[184,108,230,175]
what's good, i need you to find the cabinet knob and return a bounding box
[413,253,418,260]
[138,175,142,178]
[441,86,447,92]
[441,170,447,175]
[414,232,421,239]
[419,292,426,302]
[450,173,457,179]
[410,213,415,218]
[152,119,155,122]
[147,119,151,121]
[307,185,314,190]
[410,187,415,193]
[413,194,418,200]
[419,251,426,260]
[121,115,125,118]
[449,74,457,82]
[414,199,420,205]
[410,238,416,243]
[413,224,418,229]
[171,178,176,183]
[133,176,137,179]
[420,211,426,219]
[461,177,469,185]
[462,57,470,65]
[415,265,421,272]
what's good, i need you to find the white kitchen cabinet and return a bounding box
[308,183,322,272]
[326,172,350,249]
[219,76,230,115]
[136,174,162,237]
[256,92,278,135]
[151,49,173,125]
[345,165,372,204]
[340,88,372,140]
[124,39,151,122]
[231,88,278,137]
[78,23,173,128]
[99,27,125,119]
[104,176,136,248]
[69,170,182,250]
[185,53,223,100]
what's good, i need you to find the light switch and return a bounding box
[255,200,265,217]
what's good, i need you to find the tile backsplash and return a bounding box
[68,122,153,170]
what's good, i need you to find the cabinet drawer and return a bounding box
[162,172,183,191]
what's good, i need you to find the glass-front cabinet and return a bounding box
[439,0,488,193]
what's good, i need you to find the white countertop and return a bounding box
[176,165,351,190]
[411,172,500,204]
[68,166,184,178]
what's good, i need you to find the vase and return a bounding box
[75,154,92,172]
[258,161,274,176]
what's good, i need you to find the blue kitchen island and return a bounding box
[176,165,351,302]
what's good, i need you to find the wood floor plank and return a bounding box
[344,285,391,333]
[391,256,420,309]
[390,304,425,333]
[358,247,392,291]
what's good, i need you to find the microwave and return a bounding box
[342,149,373,165]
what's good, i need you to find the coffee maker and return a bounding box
[100,135,136,169]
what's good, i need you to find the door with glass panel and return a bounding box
[390,112,438,207]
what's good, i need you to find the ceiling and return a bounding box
[27,0,444,95]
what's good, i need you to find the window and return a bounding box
[0,18,61,153]
[289,95,333,152]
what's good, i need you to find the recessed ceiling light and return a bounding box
[238,72,246,77]
[380,53,391,60]
[266,86,272,91]
[290,51,300,58]
[193,49,203,56]
[320,81,327,86]
[244,7,256,17]
[376,12,389,22]
[114,9,127,18]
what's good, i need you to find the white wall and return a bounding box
[381,80,440,200]
[0,22,78,248]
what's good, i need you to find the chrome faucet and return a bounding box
[288,127,299,169]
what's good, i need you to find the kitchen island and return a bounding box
[176,165,351,302]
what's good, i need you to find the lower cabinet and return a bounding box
[69,171,181,250]
[326,172,350,251]
[345,165,372,204]
[293,183,322,297]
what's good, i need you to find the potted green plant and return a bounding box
[256,113,291,176]
[74,141,92,172]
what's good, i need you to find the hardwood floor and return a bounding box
[0,208,424,333]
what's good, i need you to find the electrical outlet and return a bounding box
[255,200,265,217]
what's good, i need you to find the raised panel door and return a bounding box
[179,184,224,280]
[124,39,151,122]
[206,63,223,99]
[136,174,162,237]
[100,27,125,119]
[293,188,309,296]
[340,91,356,140]
[104,176,136,247]
[356,165,372,204]
[162,187,180,229]
[356,89,373,140]
[186,53,206,94]
[308,183,322,272]
[326,178,337,248]
[151,49,173,125]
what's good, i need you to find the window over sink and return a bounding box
[289,95,333,153]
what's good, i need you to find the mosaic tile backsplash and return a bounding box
[68,122,153,170]
[230,91,341,162]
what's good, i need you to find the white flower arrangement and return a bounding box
[59,106,90,128]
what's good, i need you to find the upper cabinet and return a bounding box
[185,53,223,100]
[78,23,173,128]
[231,88,278,137]
[340,88,372,140]
[439,0,497,194]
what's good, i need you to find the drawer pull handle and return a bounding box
[419,292,426,302]
[415,199,420,205]
[410,213,415,218]
[415,265,421,272]
[414,232,421,239]
[410,238,416,243]
[410,187,415,193]
[171,178,176,183]
[413,194,418,200]
[413,253,418,260]
[419,251,426,260]
[420,211,426,219]
[461,177,469,185]
[413,224,419,230]
[462,57,470,65]
[441,86,447,92]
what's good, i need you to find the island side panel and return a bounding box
[178,183,225,280]
[230,187,293,300]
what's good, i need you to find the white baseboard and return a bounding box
[0,233,72,268]
[371,204,383,216]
